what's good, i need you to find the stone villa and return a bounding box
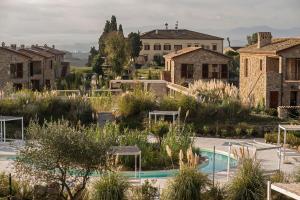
[138,25,223,65]
[0,43,70,90]
[239,32,300,108]
[162,47,231,85]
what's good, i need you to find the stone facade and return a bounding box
[0,48,31,89]
[239,32,300,108]
[0,44,69,90]
[164,48,231,85]
[138,29,223,64]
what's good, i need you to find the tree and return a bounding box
[247,33,258,45]
[15,120,112,200]
[128,32,142,60]
[91,54,104,75]
[105,32,129,77]
[104,20,111,33]
[118,24,124,36]
[87,46,98,67]
[110,15,118,32]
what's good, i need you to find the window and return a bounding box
[50,60,53,69]
[290,91,298,106]
[244,59,249,77]
[164,44,171,51]
[45,80,51,90]
[154,44,161,50]
[144,55,148,62]
[144,44,150,50]
[221,64,228,79]
[286,59,300,80]
[195,44,199,47]
[212,64,219,78]
[260,59,263,71]
[10,63,23,78]
[202,64,209,78]
[201,45,205,48]
[187,44,192,47]
[181,64,193,79]
[212,44,217,51]
[174,45,182,51]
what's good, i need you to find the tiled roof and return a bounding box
[32,46,65,55]
[238,38,300,54]
[0,47,31,59]
[140,29,223,40]
[18,48,54,59]
[164,47,231,59]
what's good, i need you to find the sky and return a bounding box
[1,0,300,51]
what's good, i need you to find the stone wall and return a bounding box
[167,49,230,85]
[0,48,30,89]
[239,53,267,107]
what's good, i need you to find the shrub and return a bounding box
[226,158,265,200]
[150,120,170,145]
[161,167,209,200]
[265,108,278,117]
[91,172,129,200]
[265,132,300,146]
[131,180,158,200]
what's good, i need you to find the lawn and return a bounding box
[70,66,92,74]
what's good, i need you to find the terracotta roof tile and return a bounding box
[141,29,223,40]
[0,47,31,59]
[238,38,300,54]
[164,47,231,60]
[18,48,54,59]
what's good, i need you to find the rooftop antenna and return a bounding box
[175,21,178,30]
[165,22,168,30]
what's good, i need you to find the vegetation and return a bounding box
[15,120,113,200]
[91,172,129,200]
[247,33,258,45]
[265,132,300,146]
[226,158,265,200]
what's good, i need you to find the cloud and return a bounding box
[0,0,299,50]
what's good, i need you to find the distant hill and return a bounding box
[64,52,89,67]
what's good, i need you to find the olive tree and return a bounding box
[15,120,113,200]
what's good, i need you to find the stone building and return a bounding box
[0,43,70,90]
[162,47,231,85]
[238,32,300,108]
[138,26,223,65]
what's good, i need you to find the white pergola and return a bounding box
[225,140,281,181]
[109,146,142,180]
[267,182,300,200]
[278,124,300,161]
[0,116,24,142]
[149,110,180,126]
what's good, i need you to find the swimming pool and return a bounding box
[0,149,237,179]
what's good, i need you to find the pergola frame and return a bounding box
[148,110,180,126]
[226,140,281,181]
[0,116,24,142]
[278,124,300,161]
[109,146,142,180]
[267,182,300,200]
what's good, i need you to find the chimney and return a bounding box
[175,21,178,30]
[155,29,159,34]
[44,44,48,47]
[20,44,25,49]
[257,32,272,48]
[10,44,16,50]
[1,42,5,47]
[52,45,55,49]
[165,22,168,30]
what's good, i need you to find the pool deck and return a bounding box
[1,137,300,189]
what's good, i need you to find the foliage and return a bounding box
[128,32,142,59]
[15,120,112,200]
[226,158,265,200]
[91,172,129,200]
[0,173,33,199]
[204,184,227,200]
[0,90,94,126]
[153,54,165,66]
[161,167,210,200]
[118,90,156,117]
[189,79,240,103]
[87,46,98,67]
[131,180,159,200]
[105,32,129,76]
[265,132,300,146]
[150,120,170,145]
[91,54,104,75]
[247,33,258,45]
[295,167,300,182]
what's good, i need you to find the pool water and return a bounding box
[0,149,237,179]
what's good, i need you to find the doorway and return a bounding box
[269,91,279,108]
[290,91,298,106]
